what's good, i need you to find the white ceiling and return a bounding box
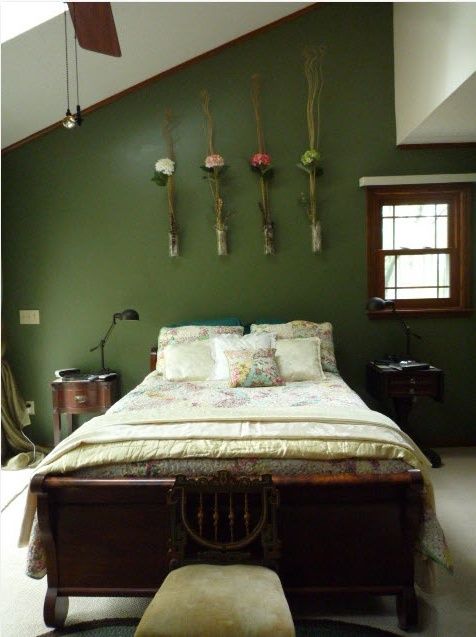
[400,72,476,145]
[1,2,311,149]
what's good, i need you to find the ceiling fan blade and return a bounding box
[67,2,121,57]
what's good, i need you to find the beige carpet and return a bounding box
[1,448,475,637]
[1,467,33,511]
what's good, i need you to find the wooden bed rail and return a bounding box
[150,346,158,371]
[31,469,423,493]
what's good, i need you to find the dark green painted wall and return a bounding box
[2,4,475,447]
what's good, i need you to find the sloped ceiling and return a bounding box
[1,2,312,149]
[3,2,475,150]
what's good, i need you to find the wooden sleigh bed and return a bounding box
[28,346,427,631]
[32,466,422,630]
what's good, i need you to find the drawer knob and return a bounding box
[409,378,416,384]
[74,395,87,404]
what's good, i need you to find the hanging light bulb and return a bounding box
[62,6,82,129]
[62,109,76,129]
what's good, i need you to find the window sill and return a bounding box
[367,308,473,319]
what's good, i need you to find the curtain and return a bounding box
[1,341,48,469]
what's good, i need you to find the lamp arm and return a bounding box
[89,318,117,353]
[392,308,421,358]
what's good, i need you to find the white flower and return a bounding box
[155,158,175,175]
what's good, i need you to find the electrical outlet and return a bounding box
[25,401,35,415]
[19,310,40,324]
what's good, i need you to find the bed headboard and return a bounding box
[150,347,157,372]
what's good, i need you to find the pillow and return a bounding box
[250,320,337,373]
[164,340,214,381]
[166,317,241,327]
[224,348,284,388]
[275,337,325,382]
[156,325,244,373]
[210,333,276,380]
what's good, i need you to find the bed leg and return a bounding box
[396,586,418,630]
[44,588,69,628]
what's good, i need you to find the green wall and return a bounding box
[2,3,475,447]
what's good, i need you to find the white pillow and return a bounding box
[275,337,325,382]
[164,340,214,381]
[210,333,276,380]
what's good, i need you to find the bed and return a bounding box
[21,321,450,630]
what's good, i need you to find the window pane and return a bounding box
[394,217,436,249]
[394,204,436,217]
[438,254,450,286]
[385,288,396,300]
[436,204,448,216]
[438,287,450,298]
[396,288,437,299]
[396,254,438,287]
[382,219,394,249]
[384,255,395,286]
[436,217,448,248]
[382,205,393,217]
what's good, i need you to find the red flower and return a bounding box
[250,152,271,167]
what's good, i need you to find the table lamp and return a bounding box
[90,308,139,372]
[366,297,421,361]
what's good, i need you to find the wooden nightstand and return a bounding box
[51,376,120,446]
[366,362,444,467]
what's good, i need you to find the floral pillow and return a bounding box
[156,325,244,374]
[250,320,338,373]
[224,348,284,388]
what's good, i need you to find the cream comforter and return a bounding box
[20,398,431,547]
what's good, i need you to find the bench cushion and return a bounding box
[135,564,295,637]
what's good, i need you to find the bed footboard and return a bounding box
[32,469,422,630]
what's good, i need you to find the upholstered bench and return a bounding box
[134,563,295,637]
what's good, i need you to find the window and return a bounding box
[366,183,472,316]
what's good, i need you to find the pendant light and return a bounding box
[62,6,82,129]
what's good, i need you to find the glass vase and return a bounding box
[216,227,228,256]
[263,223,275,255]
[168,231,179,257]
[311,220,322,253]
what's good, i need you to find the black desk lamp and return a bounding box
[366,297,421,361]
[90,309,139,372]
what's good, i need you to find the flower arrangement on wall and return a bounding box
[200,90,230,256]
[298,45,326,253]
[152,109,179,257]
[250,74,275,255]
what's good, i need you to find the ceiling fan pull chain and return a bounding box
[64,10,70,112]
[72,3,82,126]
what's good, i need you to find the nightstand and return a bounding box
[366,363,444,468]
[51,376,120,446]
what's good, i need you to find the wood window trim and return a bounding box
[366,183,472,318]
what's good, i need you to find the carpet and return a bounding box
[37,617,401,636]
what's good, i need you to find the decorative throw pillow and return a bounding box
[224,348,284,388]
[275,337,325,382]
[156,325,244,373]
[209,333,276,380]
[164,340,214,381]
[250,320,338,373]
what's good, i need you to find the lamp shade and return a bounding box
[120,309,139,321]
[366,297,395,312]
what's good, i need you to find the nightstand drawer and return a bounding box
[60,383,99,410]
[387,375,438,396]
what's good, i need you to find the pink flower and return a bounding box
[250,152,271,167]
[205,154,224,168]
